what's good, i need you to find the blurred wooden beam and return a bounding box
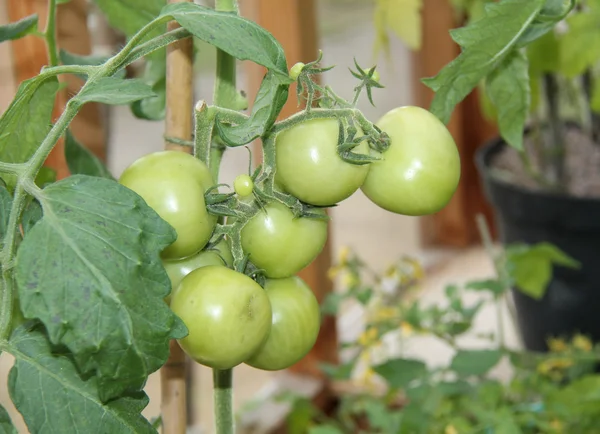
[240,0,339,379]
[412,0,497,246]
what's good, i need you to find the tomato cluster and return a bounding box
[118,103,460,372]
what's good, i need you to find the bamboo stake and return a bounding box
[161,0,194,432]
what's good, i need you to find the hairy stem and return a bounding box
[213,369,234,434]
[44,0,59,67]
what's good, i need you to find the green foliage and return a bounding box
[505,242,580,300]
[373,0,422,59]
[74,77,156,105]
[0,15,38,43]
[0,404,16,434]
[373,358,427,389]
[7,325,157,434]
[64,130,115,180]
[450,349,503,376]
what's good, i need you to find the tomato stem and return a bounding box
[44,0,59,68]
[213,368,234,434]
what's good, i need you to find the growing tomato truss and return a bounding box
[0,2,460,433]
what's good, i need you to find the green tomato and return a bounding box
[170,265,272,369]
[119,151,217,260]
[289,62,305,80]
[234,174,253,197]
[163,238,234,304]
[241,201,328,278]
[275,118,370,206]
[246,276,320,371]
[361,106,461,216]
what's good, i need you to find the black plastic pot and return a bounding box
[476,137,600,352]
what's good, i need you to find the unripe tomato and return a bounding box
[361,106,460,216]
[275,118,370,206]
[170,266,272,369]
[163,238,234,304]
[289,62,305,80]
[119,151,217,259]
[234,174,253,197]
[368,67,380,83]
[241,201,328,278]
[246,276,320,371]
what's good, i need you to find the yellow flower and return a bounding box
[372,306,397,321]
[400,321,414,336]
[407,257,424,280]
[445,425,458,434]
[338,246,351,265]
[358,327,379,347]
[357,367,375,387]
[572,334,593,352]
[537,357,574,376]
[342,272,359,288]
[547,337,568,353]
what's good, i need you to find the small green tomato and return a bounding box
[234,174,254,197]
[289,62,305,81]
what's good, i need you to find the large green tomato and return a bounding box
[246,276,320,371]
[119,151,217,259]
[241,201,328,278]
[163,238,234,304]
[275,118,370,206]
[361,106,460,216]
[170,266,272,369]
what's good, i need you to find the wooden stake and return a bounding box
[161,1,194,433]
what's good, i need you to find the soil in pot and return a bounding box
[480,126,600,352]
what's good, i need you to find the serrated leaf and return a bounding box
[130,55,166,120]
[74,77,156,105]
[0,15,38,43]
[373,0,422,61]
[0,77,58,190]
[559,9,600,77]
[373,358,427,389]
[64,129,114,180]
[7,325,156,434]
[505,242,580,299]
[485,50,530,150]
[422,0,545,124]
[465,278,506,295]
[161,2,289,75]
[451,349,503,376]
[0,404,16,434]
[14,175,186,401]
[59,49,126,79]
[215,71,289,147]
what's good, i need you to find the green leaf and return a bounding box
[559,9,600,77]
[215,71,289,147]
[485,50,530,150]
[465,278,506,295]
[527,29,559,75]
[362,399,402,432]
[34,166,57,188]
[505,242,580,299]
[0,15,38,43]
[21,199,42,235]
[130,55,166,120]
[373,0,423,61]
[74,77,156,106]
[59,49,126,79]
[373,358,427,389]
[14,175,186,401]
[319,359,356,380]
[0,77,58,190]
[161,2,289,75]
[308,426,344,434]
[286,398,318,434]
[92,0,164,38]
[320,292,345,315]
[7,325,156,434]
[450,349,503,376]
[422,0,545,124]
[0,404,16,434]
[64,129,115,180]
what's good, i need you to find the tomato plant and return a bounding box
[275,117,370,206]
[361,106,461,216]
[0,0,462,432]
[246,276,320,371]
[119,150,217,259]
[170,266,272,369]
[240,201,329,278]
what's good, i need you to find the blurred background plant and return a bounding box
[239,222,600,434]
